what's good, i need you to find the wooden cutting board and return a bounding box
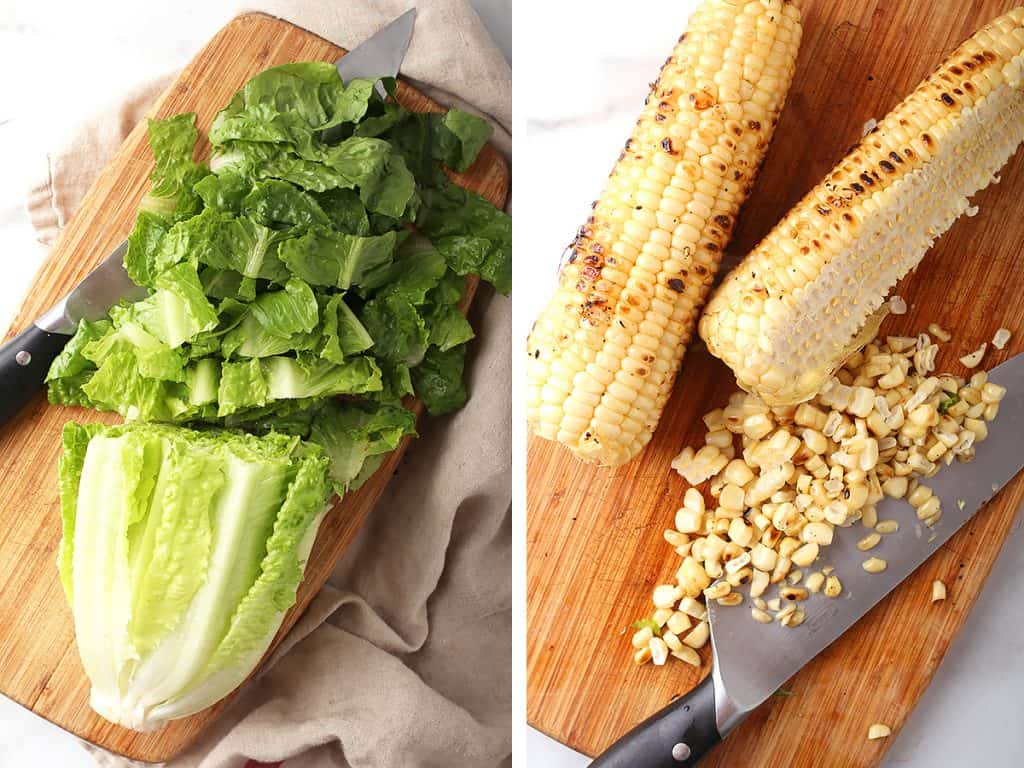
[527,1,1024,765]
[0,13,508,764]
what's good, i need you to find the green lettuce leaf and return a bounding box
[140,113,208,220]
[46,319,112,406]
[278,226,399,289]
[417,182,511,295]
[194,172,251,214]
[320,294,373,363]
[250,277,319,338]
[412,344,468,415]
[308,401,416,490]
[241,180,330,229]
[124,211,173,287]
[360,294,429,366]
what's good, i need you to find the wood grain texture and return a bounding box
[0,13,508,763]
[527,1,1024,765]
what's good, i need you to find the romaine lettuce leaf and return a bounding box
[241,180,330,229]
[360,294,429,366]
[278,226,399,289]
[320,293,373,363]
[412,344,468,415]
[308,401,416,491]
[250,277,319,338]
[417,182,511,295]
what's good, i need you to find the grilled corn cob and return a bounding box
[700,7,1024,406]
[526,0,803,465]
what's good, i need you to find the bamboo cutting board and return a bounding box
[528,1,1024,765]
[0,13,508,763]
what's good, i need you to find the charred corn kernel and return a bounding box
[526,0,804,464]
[862,557,887,573]
[824,574,843,597]
[634,647,653,665]
[806,572,825,593]
[672,646,702,666]
[780,586,808,601]
[791,542,819,567]
[932,579,947,602]
[726,565,753,588]
[700,8,1024,405]
[683,620,710,649]
[857,532,881,551]
[868,724,892,740]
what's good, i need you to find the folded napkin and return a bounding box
[24,2,511,766]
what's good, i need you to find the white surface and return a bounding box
[521,1,1024,766]
[0,1,509,765]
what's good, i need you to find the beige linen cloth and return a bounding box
[24,2,511,767]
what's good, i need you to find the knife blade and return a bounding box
[592,353,1024,767]
[0,10,418,427]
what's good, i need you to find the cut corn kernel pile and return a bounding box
[631,325,1005,665]
[698,7,1024,406]
[525,0,803,466]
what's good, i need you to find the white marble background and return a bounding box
[0,1,508,765]
[518,1,1024,767]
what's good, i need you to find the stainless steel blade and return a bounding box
[35,242,146,335]
[335,8,417,84]
[708,352,1024,733]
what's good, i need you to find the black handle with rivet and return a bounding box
[589,673,722,768]
[0,324,68,426]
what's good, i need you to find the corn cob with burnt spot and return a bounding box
[700,7,1024,406]
[526,0,803,466]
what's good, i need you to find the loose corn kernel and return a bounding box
[679,597,707,620]
[868,724,892,740]
[862,557,887,574]
[791,542,819,567]
[667,611,692,635]
[672,646,702,667]
[750,568,770,598]
[653,584,683,608]
[824,574,842,597]
[683,621,710,649]
[932,579,947,602]
[751,607,773,624]
[801,521,834,546]
[650,636,670,666]
[632,626,654,648]
[857,533,881,551]
[716,592,744,607]
[806,572,825,593]
[875,520,899,535]
[634,647,653,665]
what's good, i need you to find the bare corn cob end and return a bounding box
[526,0,803,466]
[700,7,1024,406]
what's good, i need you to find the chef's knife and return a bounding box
[0,8,417,427]
[592,352,1024,767]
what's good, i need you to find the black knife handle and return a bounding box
[0,324,67,426]
[590,674,722,768]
